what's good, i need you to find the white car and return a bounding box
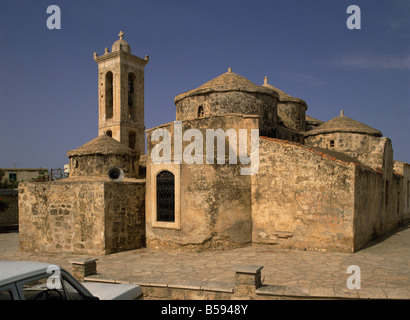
[0,261,143,300]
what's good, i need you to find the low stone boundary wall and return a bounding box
[78,260,398,300]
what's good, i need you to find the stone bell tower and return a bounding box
[93,31,149,156]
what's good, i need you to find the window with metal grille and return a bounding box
[156,171,175,222]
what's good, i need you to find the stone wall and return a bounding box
[352,165,409,251]
[393,161,410,222]
[304,133,392,172]
[352,166,384,250]
[277,101,307,132]
[252,137,357,252]
[0,189,18,228]
[146,114,257,250]
[19,178,145,255]
[104,181,146,253]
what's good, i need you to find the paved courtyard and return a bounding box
[1,223,409,299]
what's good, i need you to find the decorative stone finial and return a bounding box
[340,110,344,117]
[228,67,232,73]
[118,31,124,40]
[104,48,109,54]
[264,76,268,85]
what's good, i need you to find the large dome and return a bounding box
[175,68,278,104]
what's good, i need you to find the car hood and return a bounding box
[81,282,142,300]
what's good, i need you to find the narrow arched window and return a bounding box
[105,71,113,119]
[128,73,136,120]
[156,171,175,222]
[197,105,204,117]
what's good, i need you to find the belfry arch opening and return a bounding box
[105,71,113,119]
[128,73,136,120]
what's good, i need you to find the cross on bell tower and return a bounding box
[93,31,149,156]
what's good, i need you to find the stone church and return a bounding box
[18,32,410,255]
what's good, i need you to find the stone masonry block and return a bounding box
[70,257,98,281]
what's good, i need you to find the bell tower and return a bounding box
[93,31,149,156]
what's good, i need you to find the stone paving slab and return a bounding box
[1,223,409,299]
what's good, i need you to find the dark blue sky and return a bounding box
[0,0,409,169]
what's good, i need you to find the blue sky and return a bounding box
[0,0,409,169]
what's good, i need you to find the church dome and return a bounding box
[174,68,279,136]
[67,135,137,178]
[111,31,131,54]
[175,68,278,103]
[67,134,135,157]
[305,110,382,137]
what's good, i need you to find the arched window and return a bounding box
[197,105,204,117]
[156,171,175,222]
[105,71,113,119]
[106,130,112,137]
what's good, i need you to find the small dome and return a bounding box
[67,134,135,157]
[305,111,382,137]
[175,68,278,103]
[111,31,131,54]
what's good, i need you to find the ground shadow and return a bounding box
[359,221,410,251]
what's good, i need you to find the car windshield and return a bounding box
[22,276,67,300]
[20,273,88,300]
